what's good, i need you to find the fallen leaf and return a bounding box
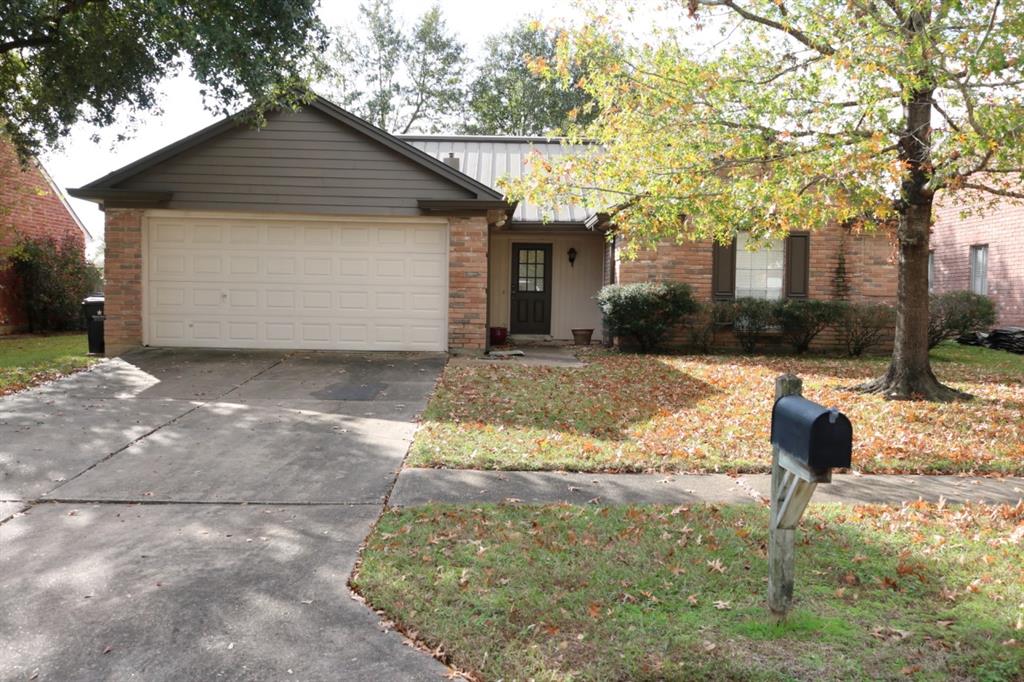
[713,600,731,610]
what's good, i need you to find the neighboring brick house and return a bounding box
[1,137,91,334]
[931,194,1023,327]
[69,95,897,356]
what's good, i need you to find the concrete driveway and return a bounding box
[0,348,449,681]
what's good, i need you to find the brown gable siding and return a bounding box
[115,108,477,216]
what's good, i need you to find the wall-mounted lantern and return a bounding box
[567,247,578,267]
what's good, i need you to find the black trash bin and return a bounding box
[82,294,105,355]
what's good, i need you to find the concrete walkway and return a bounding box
[1,349,450,682]
[390,468,1024,507]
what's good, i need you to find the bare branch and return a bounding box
[961,182,1024,199]
[695,1,835,56]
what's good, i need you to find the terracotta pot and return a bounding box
[571,328,594,346]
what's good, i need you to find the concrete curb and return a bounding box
[389,468,1024,507]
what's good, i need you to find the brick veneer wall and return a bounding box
[616,223,897,352]
[102,211,489,355]
[0,138,86,332]
[932,195,1024,327]
[103,209,144,355]
[447,215,488,352]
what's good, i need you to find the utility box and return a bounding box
[82,294,105,355]
[770,395,852,472]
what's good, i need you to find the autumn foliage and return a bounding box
[411,351,1024,475]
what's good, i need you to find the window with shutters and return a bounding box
[735,233,785,299]
[711,232,811,301]
[969,245,988,295]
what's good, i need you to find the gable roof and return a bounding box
[70,96,506,212]
[403,135,597,225]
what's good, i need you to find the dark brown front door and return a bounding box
[510,244,552,334]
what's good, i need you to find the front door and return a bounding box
[510,244,552,334]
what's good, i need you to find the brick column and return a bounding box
[103,208,144,355]
[448,216,488,353]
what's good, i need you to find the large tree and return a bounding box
[463,20,596,136]
[1,0,326,162]
[326,1,466,134]
[508,1,1024,400]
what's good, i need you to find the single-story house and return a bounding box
[1,136,92,334]
[69,96,896,355]
[931,193,1023,327]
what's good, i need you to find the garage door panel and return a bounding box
[146,216,448,351]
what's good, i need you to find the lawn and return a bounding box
[354,502,1024,681]
[0,333,98,395]
[408,344,1024,475]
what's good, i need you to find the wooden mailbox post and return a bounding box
[768,374,852,617]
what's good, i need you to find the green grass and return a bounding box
[354,502,1024,681]
[931,340,1024,374]
[0,333,98,395]
[409,345,1024,475]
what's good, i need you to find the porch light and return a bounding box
[567,247,578,267]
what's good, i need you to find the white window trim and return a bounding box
[969,244,988,295]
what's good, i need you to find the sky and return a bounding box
[40,0,677,251]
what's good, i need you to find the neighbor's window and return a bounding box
[928,250,935,292]
[969,245,988,295]
[735,233,785,299]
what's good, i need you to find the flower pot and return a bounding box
[489,326,509,346]
[571,328,594,346]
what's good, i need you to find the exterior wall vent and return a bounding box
[443,152,460,172]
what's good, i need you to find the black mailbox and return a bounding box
[770,396,852,470]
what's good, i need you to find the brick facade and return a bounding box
[1,137,87,333]
[615,223,897,352]
[103,209,144,355]
[447,215,488,352]
[100,211,490,356]
[932,195,1024,327]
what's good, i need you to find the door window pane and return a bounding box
[735,233,785,299]
[969,245,988,295]
[517,249,545,293]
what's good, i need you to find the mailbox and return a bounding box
[770,395,852,471]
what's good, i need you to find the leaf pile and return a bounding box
[410,349,1024,475]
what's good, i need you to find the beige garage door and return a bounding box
[144,213,448,350]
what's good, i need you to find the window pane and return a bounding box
[970,245,988,295]
[735,233,785,300]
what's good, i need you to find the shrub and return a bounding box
[731,297,777,353]
[686,301,734,353]
[8,235,101,332]
[836,302,896,356]
[596,281,698,352]
[775,299,845,354]
[929,291,996,349]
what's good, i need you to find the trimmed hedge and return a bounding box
[836,302,896,357]
[776,299,845,354]
[596,282,698,352]
[929,291,996,349]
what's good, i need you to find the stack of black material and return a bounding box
[958,327,1024,354]
[988,327,1024,354]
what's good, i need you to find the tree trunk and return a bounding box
[856,70,968,401]
[856,201,966,401]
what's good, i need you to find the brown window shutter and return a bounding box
[785,233,810,298]
[711,238,736,300]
